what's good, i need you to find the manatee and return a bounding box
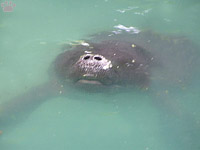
[0,30,200,129]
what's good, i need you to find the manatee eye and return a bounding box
[94,56,102,61]
[83,55,90,60]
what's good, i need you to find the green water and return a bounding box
[0,0,200,150]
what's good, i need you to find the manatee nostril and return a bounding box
[83,55,90,60]
[94,56,102,61]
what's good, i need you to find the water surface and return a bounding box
[0,0,200,150]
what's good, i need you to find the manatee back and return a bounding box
[89,31,200,88]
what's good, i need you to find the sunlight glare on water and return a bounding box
[0,0,200,150]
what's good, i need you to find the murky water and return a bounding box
[0,0,200,150]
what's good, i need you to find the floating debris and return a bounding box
[116,6,138,13]
[113,24,140,34]
[131,44,136,48]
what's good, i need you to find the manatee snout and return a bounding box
[82,54,103,62]
[70,54,114,85]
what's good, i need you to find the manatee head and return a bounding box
[54,40,154,89]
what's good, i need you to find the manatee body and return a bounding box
[53,31,200,91]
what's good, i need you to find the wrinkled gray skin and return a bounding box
[0,31,200,130]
